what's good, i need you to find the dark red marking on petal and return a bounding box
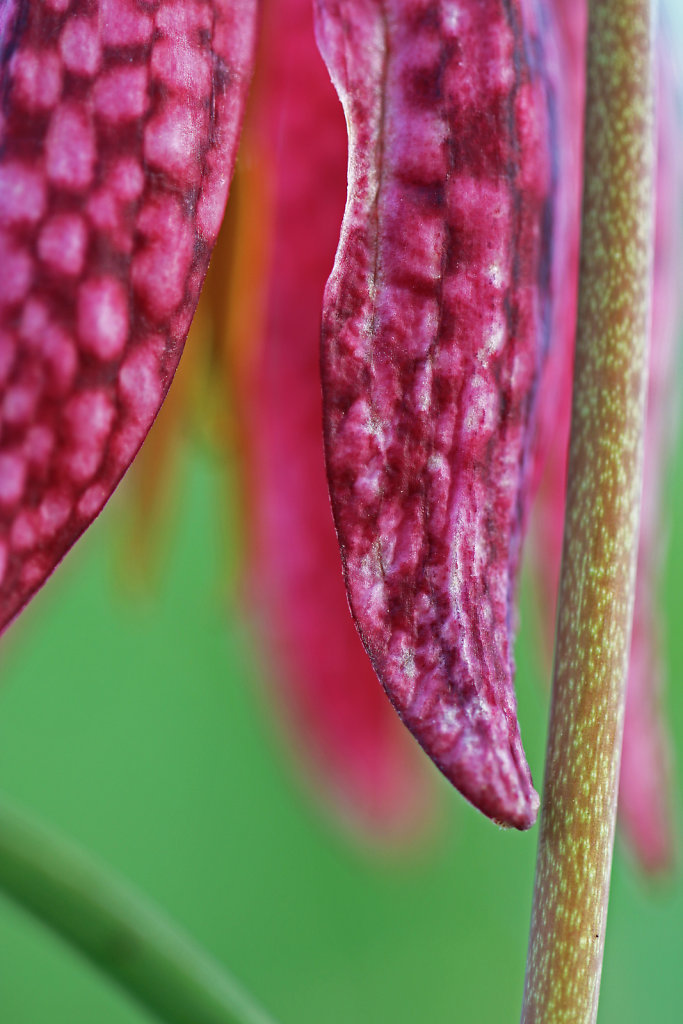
[316,0,555,829]
[237,0,433,839]
[0,0,257,629]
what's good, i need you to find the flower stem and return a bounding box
[521,2,656,1022]
[0,796,277,1024]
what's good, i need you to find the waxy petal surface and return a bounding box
[240,0,431,838]
[0,0,256,629]
[316,0,554,829]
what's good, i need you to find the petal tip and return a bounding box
[416,701,539,830]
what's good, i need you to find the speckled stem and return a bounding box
[521,3,655,1023]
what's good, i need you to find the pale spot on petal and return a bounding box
[144,102,205,186]
[78,277,129,360]
[11,510,38,553]
[24,425,55,472]
[3,380,41,427]
[60,17,101,77]
[0,234,31,308]
[0,453,26,507]
[118,345,162,424]
[9,48,63,112]
[62,389,116,485]
[100,0,153,46]
[38,491,72,540]
[77,483,107,520]
[46,102,96,191]
[0,162,46,225]
[94,66,149,123]
[38,213,88,276]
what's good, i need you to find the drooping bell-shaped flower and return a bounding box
[315,0,559,829]
[0,0,257,627]
[0,0,678,845]
[227,0,434,839]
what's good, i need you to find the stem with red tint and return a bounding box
[521,2,656,1021]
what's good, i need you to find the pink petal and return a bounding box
[316,0,557,830]
[242,0,432,839]
[0,0,257,629]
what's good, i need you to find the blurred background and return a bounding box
[0,413,681,1023]
[2,2,683,1020]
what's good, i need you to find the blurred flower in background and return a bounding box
[122,0,681,867]
[530,6,682,873]
[123,0,435,845]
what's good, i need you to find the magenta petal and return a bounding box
[0,0,256,630]
[316,0,557,829]
[244,0,431,839]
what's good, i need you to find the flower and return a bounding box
[0,0,257,625]
[219,0,435,840]
[0,0,677,852]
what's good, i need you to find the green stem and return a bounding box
[0,796,277,1024]
[521,2,655,1022]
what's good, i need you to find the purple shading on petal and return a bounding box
[316,0,556,829]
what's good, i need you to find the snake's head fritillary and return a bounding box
[1,0,678,844]
[0,0,256,628]
[315,0,558,829]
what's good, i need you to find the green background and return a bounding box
[0,430,681,1024]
